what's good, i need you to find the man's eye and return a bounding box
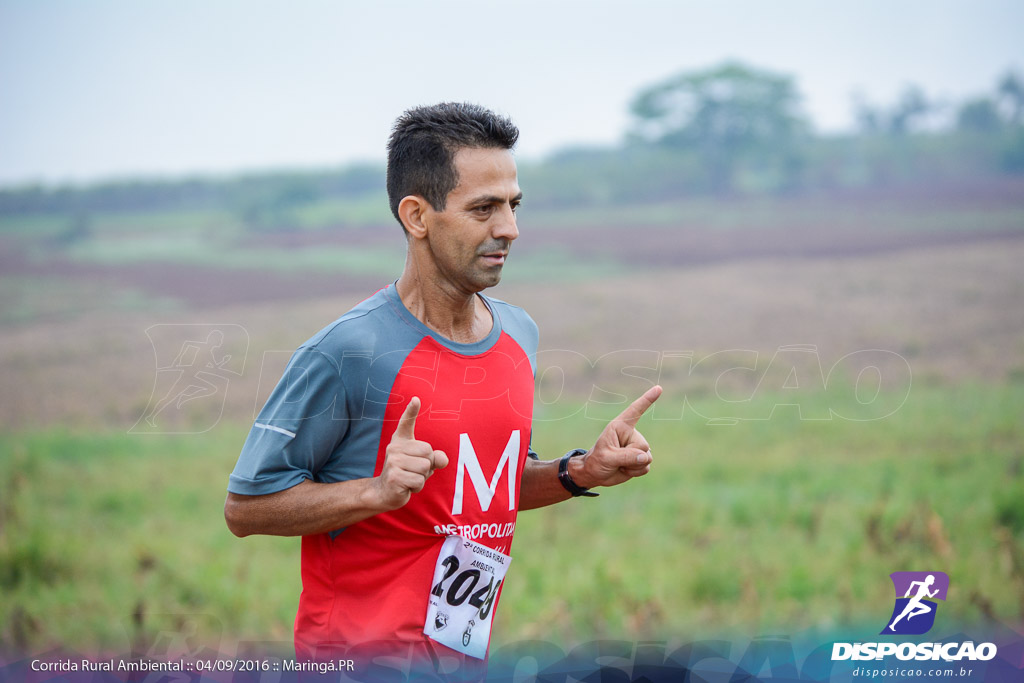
[510,203,520,213]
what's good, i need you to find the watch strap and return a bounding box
[558,449,599,497]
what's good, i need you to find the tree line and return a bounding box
[2,62,1022,224]
[524,62,1024,207]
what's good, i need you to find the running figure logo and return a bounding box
[881,571,949,635]
[132,324,248,434]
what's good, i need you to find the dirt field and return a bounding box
[1,184,1022,431]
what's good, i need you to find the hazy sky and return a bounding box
[1,0,1021,186]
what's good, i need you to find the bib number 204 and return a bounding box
[430,555,501,620]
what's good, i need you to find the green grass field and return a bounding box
[2,179,1022,667]
[2,383,1021,653]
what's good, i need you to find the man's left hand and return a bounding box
[574,385,663,489]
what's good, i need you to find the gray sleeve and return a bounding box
[228,347,348,495]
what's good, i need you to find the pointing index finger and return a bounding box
[395,397,421,440]
[616,385,663,428]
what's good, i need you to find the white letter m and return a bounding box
[452,430,520,515]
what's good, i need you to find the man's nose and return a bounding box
[493,205,519,241]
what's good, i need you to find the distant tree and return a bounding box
[956,98,1003,133]
[888,86,931,135]
[629,61,808,193]
[851,86,936,136]
[851,92,883,134]
[236,177,318,232]
[997,71,1023,126]
[55,212,93,246]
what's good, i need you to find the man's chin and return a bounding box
[472,267,504,290]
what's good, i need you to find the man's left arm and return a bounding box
[519,385,662,510]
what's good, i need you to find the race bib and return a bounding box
[423,535,511,659]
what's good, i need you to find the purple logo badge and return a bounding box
[881,571,949,635]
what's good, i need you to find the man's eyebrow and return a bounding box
[467,191,524,206]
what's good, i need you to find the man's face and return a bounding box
[422,147,522,294]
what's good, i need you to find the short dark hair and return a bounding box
[386,102,519,229]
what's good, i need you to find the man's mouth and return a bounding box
[480,252,507,266]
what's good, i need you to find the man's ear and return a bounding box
[398,195,430,239]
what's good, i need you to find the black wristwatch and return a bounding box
[558,449,599,497]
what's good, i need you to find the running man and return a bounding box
[888,574,939,631]
[225,103,661,675]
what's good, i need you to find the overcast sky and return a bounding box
[1,0,1021,187]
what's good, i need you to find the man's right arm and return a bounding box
[225,478,388,537]
[225,397,446,537]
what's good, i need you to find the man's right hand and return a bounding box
[374,397,448,510]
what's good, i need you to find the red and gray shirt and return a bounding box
[228,284,538,662]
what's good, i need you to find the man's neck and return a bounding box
[395,272,493,345]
